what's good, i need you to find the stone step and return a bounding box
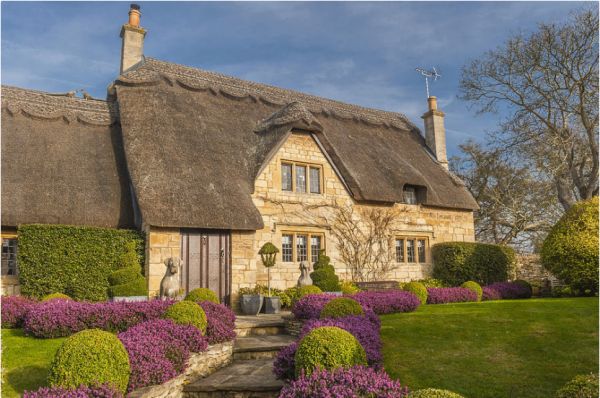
[234,313,290,337]
[183,359,283,398]
[233,334,295,360]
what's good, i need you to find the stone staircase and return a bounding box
[183,313,293,398]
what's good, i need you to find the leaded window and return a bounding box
[417,239,426,263]
[282,234,293,262]
[310,167,321,194]
[311,236,322,264]
[296,235,308,262]
[395,236,429,264]
[406,239,416,263]
[403,186,417,204]
[295,165,307,193]
[281,163,293,191]
[395,238,404,262]
[1,238,18,276]
[280,161,323,194]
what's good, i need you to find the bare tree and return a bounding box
[451,141,562,251]
[460,9,599,210]
[328,204,400,282]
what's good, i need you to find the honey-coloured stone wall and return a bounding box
[146,227,181,298]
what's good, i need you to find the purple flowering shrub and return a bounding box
[23,299,174,338]
[485,282,532,299]
[278,366,410,398]
[118,319,208,391]
[291,294,334,319]
[426,288,478,304]
[198,300,236,344]
[273,341,299,380]
[23,384,123,398]
[351,290,420,314]
[1,296,36,328]
[482,286,502,301]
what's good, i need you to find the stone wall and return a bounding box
[128,341,233,398]
[1,276,20,296]
[146,227,181,298]
[514,254,561,287]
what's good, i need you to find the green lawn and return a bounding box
[1,329,66,397]
[381,297,599,398]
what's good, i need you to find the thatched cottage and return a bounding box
[1,5,477,303]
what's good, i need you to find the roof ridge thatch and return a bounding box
[2,85,118,125]
[118,57,419,133]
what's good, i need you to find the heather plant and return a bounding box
[555,374,599,398]
[294,326,367,377]
[278,366,410,398]
[426,287,478,304]
[164,301,207,334]
[23,299,174,338]
[320,297,364,319]
[41,293,72,302]
[1,295,36,328]
[513,279,533,297]
[23,384,123,398]
[351,290,421,314]
[197,300,236,344]
[273,341,299,380]
[402,282,428,304]
[485,282,532,299]
[292,294,334,319]
[461,281,483,301]
[407,388,465,397]
[482,286,502,301]
[48,329,130,393]
[185,288,220,304]
[118,319,208,391]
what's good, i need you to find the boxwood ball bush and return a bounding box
[432,241,515,286]
[407,388,465,398]
[48,329,130,393]
[297,285,323,299]
[18,224,144,301]
[294,326,367,377]
[555,374,599,398]
[461,281,483,301]
[402,281,428,304]
[41,293,72,302]
[320,297,364,319]
[185,288,220,304]
[541,197,599,294]
[164,301,207,334]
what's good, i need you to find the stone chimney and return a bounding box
[421,96,448,169]
[120,4,146,74]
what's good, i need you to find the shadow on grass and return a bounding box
[4,365,48,397]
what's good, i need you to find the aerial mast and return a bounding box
[415,67,441,98]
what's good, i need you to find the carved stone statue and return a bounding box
[297,261,312,287]
[160,257,181,299]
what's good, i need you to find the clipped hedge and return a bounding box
[320,297,364,319]
[541,197,599,294]
[109,278,148,298]
[185,288,220,304]
[41,293,72,302]
[432,242,515,286]
[48,329,130,393]
[18,224,144,301]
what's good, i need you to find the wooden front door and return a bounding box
[180,230,231,305]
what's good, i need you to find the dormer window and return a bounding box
[403,186,418,204]
[281,161,322,194]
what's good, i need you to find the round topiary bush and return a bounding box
[555,374,599,398]
[297,285,323,299]
[294,326,367,376]
[184,288,220,304]
[319,297,364,319]
[407,388,465,398]
[461,281,483,301]
[48,329,130,393]
[41,293,72,302]
[541,197,599,294]
[164,301,207,334]
[403,281,428,304]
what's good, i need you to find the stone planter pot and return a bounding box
[240,294,263,315]
[324,291,343,297]
[264,296,281,314]
[110,296,148,302]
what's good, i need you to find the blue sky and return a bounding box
[1,1,587,157]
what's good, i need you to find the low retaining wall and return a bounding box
[283,314,304,337]
[355,281,399,291]
[514,254,562,288]
[128,341,234,398]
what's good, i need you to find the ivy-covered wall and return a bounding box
[18,224,144,301]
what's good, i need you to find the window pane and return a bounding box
[281,163,292,191]
[311,236,322,264]
[403,186,417,204]
[417,239,426,263]
[310,167,321,194]
[295,165,307,193]
[1,239,18,276]
[406,239,415,262]
[296,235,308,262]
[395,239,404,262]
[282,234,293,262]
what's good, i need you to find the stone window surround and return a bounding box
[279,230,326,264]
[280,159,323,195]
[395,235,430,265]
[1,232,18,276]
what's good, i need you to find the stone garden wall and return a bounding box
[514,254,561,287]
[128,341,233,398]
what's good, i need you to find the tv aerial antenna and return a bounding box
[415,67,441,98]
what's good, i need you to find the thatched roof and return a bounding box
[113,58,477,230]
[1,86,134,228]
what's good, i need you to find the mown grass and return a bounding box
[1,328,66,397]
[381,297,598,398]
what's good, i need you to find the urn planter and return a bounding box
[240,294,263,315]
[263,296,281,314]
